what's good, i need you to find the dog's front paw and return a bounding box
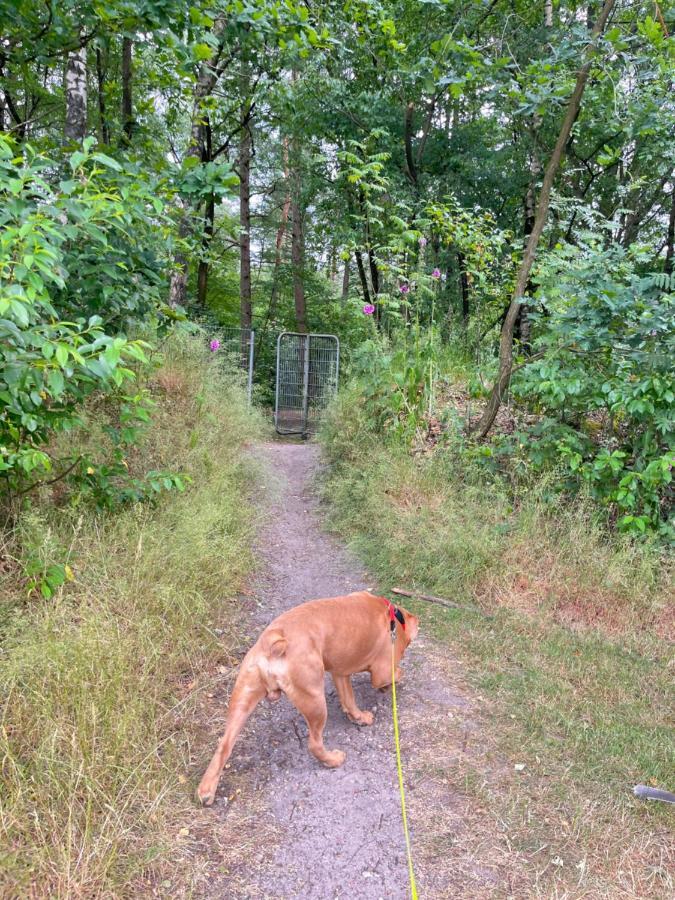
[323,749,346,768]
[349,709,374,726]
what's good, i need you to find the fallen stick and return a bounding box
[633,784,675,804]
[391,587,489,616]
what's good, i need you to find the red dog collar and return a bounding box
[380,596,406,631]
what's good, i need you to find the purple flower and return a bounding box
[399,283,410,294]
[209,339,221,352]
[363,303,375,315]
[432,268,441,279]
[418,236,428,248]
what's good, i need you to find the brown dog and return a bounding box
[197,590,419,805]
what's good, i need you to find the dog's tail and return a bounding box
[197,655,266,804]
[261,628,288,659]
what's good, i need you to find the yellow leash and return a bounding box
[391,638,419,899]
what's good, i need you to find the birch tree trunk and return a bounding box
[545,0,553,27]
[65,45,87,141]
[471,0,616,439]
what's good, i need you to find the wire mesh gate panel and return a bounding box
[210,326,255,403]
[275,333,340,436]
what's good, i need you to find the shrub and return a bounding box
[0,135,171,493]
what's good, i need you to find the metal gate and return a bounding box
[275,332,340,436]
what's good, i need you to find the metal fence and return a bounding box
[275,332,340,437]
[210,326,255,403]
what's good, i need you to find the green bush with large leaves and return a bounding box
[512,242,674,537]
[0,136,170,491]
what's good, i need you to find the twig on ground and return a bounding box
[391,587,491,617]
[633,784,675,804]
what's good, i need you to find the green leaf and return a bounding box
[91,152,122,171]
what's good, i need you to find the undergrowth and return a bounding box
[0,334,265,897]
[320,384,674,897]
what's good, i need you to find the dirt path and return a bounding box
[201,442,506,899]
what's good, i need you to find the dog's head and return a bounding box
[399,607,419,646]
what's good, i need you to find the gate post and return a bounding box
[247,329,255,404]
[274,331,282,430]
[301,334,310,439]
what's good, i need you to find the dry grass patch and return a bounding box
[0,334,267,897]
[478,505,672,639]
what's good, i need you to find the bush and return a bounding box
[0,135,172,493]
[513,243,674,537]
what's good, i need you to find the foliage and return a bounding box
[512,242,674,537]
[349,334,436,441]
[0,136,170,493]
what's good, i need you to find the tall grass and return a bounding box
[319,384,674,896]
[0,334,265,897]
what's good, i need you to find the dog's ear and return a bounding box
[405,613,419,642]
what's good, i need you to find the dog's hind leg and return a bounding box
[286,676,346,768]
[197,665,266,806]
[332,674,374,726]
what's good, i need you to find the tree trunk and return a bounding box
[121,37,133,143]
[404,101,417,186]
[65,44,87,141]
[545,0,553,27]
[291,192,306,333]
[665,190,675,277]
[367,249,380,296]
[239,115,252,330]
[168,16,228,307]
[269,137,291,319]
[517,135,540,350]
[354,249,371,305]
[327,245,337,281]
[341,256,350,305]
[95,45,110,144]
[197,194,215,306]
[458,252,470,324]
[471,0,616,439]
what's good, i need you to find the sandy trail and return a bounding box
[203,441,492,899]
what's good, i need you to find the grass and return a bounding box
[319,387,674,898]
[0,334,266,897]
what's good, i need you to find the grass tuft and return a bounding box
[0,333,266,897]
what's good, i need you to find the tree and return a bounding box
[472,0,617,439]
